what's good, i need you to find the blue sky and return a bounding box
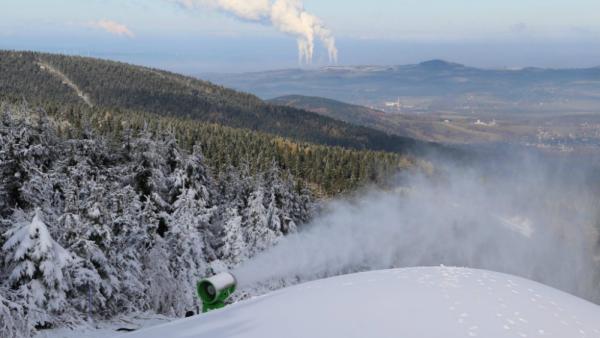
[1,0,599,72]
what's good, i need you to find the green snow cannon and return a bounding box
[197,272,237,313]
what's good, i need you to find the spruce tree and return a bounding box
[2,208,72,326]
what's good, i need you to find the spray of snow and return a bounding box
[172,0,338,64]
[234,151,600,303]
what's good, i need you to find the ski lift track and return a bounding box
[36,60,94,108]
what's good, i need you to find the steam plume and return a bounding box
[173,0,338,64]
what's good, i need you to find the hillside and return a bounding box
[123,267,600,338]
[0,81,428,336]
[269,94,394,133]
[0,105,316,337]
[0,50,436,155]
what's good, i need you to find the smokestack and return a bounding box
[172,0,338,64]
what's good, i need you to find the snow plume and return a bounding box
[234,151,600,303]
[174,0,338,64]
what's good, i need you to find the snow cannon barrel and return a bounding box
[197,272,237,313]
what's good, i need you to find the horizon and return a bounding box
[2,0,600,73]
[2,48,599,77]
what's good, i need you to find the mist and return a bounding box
[234,149,600,303]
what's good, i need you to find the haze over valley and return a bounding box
[206,60,600,152]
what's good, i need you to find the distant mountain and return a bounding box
[417,59,465,70]
[203,60,600,117]
[0,50,438,155]
[269,95,389,131]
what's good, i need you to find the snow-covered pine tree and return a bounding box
[105,185,147,314]
[0,109,14,216]
[0,109,49,217]
[242,184,279,257]
[157,144,214,315]
[263,162,284,234]
[52,135,126,318]
[1,208,73,327]
[0,105,316,331]
[210,164,248,265]
[216,206,246,265]
[142,238,177,315]
[265,164,312,235]
[58,182,118,319]
[0,287,28,338]
[129,128,171,239]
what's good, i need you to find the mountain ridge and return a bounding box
[0,50,439,155]
[203,59,600,78]
[202,59,600,118]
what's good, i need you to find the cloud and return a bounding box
[89,20,135,38]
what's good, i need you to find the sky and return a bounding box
[1,0,599,73]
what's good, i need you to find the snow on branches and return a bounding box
[0,106,313,334]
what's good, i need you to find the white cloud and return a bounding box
[89,20,135,38]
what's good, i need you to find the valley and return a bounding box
[207,60,600,152]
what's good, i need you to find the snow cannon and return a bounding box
[197,272,237,313]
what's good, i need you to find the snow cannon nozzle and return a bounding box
[197,272,237,313]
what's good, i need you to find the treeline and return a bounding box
[0,50,436,155]
[43,103,417,196]
[0,105,312,337]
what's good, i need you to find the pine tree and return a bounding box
[243,184,278,257]
[0,288,28,338]
[0,105,319,332]
[2,208,72,325]
[105,185,146,314]
[216,206,246,265]
[163,144,215,314]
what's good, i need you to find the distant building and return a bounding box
[385,97,402,110]
[385,97,402,108]
[474,119,497,127]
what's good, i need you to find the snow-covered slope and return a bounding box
[122,267,600,338]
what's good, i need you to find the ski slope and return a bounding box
[122,267,600,338]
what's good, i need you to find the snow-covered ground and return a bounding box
[35,313,173,338]
[122,267,600,338]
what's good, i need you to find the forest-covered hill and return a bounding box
[0,50,437,155]
[269,95,392,133]
[0,98,427,336]
[0,51,441,337]
[0,105,314,336]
